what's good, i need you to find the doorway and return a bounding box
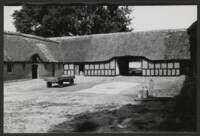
[117,58,129,75]
[116,56,142,76]
[75,64,85,75]
[79,63,84,75]
[32,64,38,79]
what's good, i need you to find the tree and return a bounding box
[12,5,132,37]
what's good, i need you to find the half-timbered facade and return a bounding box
[51,29,191,77]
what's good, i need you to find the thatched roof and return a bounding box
[4,31,63,62]
[49,29,190,62]
[4,29,190,63]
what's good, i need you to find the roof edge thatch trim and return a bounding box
[4,61,64,63]
[3,57,190,64]
[4,31,59,44]
[48,28,186,41]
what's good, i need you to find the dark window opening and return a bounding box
[7,63,13,72]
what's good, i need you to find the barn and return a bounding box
[4,29,191,81]
[4,32,64,81]
[50,29,191,77]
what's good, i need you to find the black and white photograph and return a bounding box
[3,4,197,133]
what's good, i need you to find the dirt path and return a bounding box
[4,76,185,133]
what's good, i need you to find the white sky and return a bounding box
[4,5,197,32]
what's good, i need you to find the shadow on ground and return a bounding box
[48,83,77,88]
[157,76,196,131]
[48,76,196,133]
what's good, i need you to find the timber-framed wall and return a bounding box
[63,57,190,77]
[142,60,181,76]
[84,60,117,76]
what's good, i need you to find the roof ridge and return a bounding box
[4,31,59,44]
[48,28,186,40]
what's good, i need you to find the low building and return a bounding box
[4,29,191,81]
[50,29,191,77]
[4,32,64,81]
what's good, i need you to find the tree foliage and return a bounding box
[13,5,132,37]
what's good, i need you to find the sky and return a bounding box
[4,5,197,32]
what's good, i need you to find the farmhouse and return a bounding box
[4,29,191,81]
[50,29,190,77]
[4,32,64,81]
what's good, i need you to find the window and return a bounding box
[149,63,154,69]
[85,64,89,69]
[105,63,109,69]
[110,61,115,69]
[155,70,159,75]
[168,70,172,75]
[112,70,115,75]
[129,61,141,68]
[174,63,180,68]
[151,69,154,75]
[95,64,99,69]
[142,70,146,75]
[155,63,160,69]
[172,69,176,75]
[90,64,94,69]
[163,69,167,75]
[7,63,13,72]
[176,69,180,75]
[168,63,173,69]
[146,70,150,75]
[64,64,69,70]
[100,64,104,69]
[69,64,74,69]
[142,60,148,68]
[161,63,167,68]
[159,69,162,75]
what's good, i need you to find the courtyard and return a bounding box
[4,76,185,133]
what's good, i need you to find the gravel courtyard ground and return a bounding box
[4,76,185,133]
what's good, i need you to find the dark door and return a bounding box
[52,63,55,76]
[32,64,38,79]
[117,59,129,75]
[75,64,85,75]
[79,64,84,75]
